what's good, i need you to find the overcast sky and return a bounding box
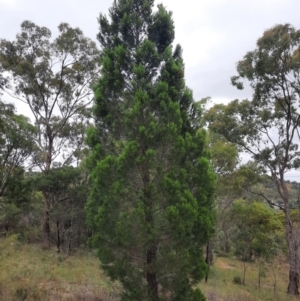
[1,0,300,179]
[1,0,299,104]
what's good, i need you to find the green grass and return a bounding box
[0,235,298,301]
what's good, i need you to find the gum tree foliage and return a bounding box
[201,98,245,257]
[206,131,240,254]
[230,201,282,286]
[33,166,88,253]
[86,1,215,300]
[0,100,36,233]
[0,166,33,235]
[0,21,100,246]
[205,24,300,295]
[0,100,36,197]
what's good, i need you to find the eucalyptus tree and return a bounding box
[33,166,88,253]
[0,21,100,246]
[207,132,240,253]
[0,100,36,198]
[230,201,282,286]
[206,24,300,295]
[86,1,215,300]
[0,100,36,234]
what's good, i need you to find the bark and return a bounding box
[282,181,300,296]
[65,220,72,255]
[205,241,213,282]
[67,237,71,256]
[146,245,159,300]
[288,270,299,295]
[224,234,230,253]
[286,221,300,295]
[271,263,277,294]
[56,220,60,253]
[269,175,300,295]
[243,261,246,285]
[43,200,50,248]
[258,260,262,289]
[142,162,159,300]
[242,250,249,286]
[42,137,52,248]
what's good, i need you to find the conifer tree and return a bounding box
[86,1,215,300]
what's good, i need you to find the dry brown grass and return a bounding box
[200,256,298,301]
[1,235,299,301]
[0,235,120,301]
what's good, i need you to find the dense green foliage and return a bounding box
[0,100,36,197]
[32,166,89,253]
[230,201,282,284]
[86,1,215,300]
[0,100,36,234]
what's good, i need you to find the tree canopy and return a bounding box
[0,20,100,171]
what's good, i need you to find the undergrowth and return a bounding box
[0,235,298,301]
[200,255,298,301]
[0,235,120,301]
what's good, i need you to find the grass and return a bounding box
[0,235,298,300]
[199,255,298,301]
[0,235,120,301]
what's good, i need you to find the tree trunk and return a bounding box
[146,245,158,300]
[142,162,159,300]
[271,263,277,294]
[67,237,71,256]
[242,258,248,285]
[225,234,230,253]
[258,264,261,289]
[65,220,72,256]
[43,199,50,248]
[288,270,299,295]
[205,241,213,282]
[5,223,9,236]
[285,197,300,295]
[56,220,60,253]
[287,231,300,295]
[42,136,53,249]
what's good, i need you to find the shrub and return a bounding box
[233,276,242,284]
